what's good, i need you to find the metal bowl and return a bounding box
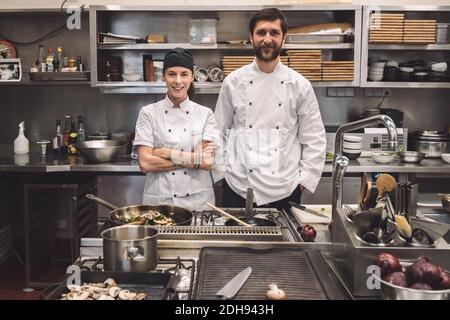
[75,140,126,163]
[378,277,450,300]
[398,151,425,163]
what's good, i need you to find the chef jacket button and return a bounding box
[184,171,187,175]
[276,126,279,129]
[172,172,175,175]
[181,148,184,152]
[186,193,190,197]
[186,111,189,114]
[275,148,278,152]
[165,110,168,114]
[168,129,172,132]
[249,147,252,151]
[272,171,275,175]
[278,103,282,106]
[174,194,177,197]
[281,81,284,84]
[249,125,253,128]
[249,169,253,173]
[184,128,186,132]
[250,81,253,84]
[249,102,252,106]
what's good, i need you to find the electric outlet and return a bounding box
[383,89,391,97]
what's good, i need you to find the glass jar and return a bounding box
[436,23,450,44]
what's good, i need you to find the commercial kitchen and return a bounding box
[0,2,450,301]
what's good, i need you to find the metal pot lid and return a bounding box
[410,131,450,142]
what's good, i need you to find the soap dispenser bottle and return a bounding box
[14,121,30,154]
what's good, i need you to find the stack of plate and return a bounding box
[403,20,436,44]
[0,225,12,267]
[221,56,289,77]
[287,50,322,81]
[369,13,405,43]
[322,61,354,81]
[343,134,362,160]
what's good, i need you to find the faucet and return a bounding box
[332,115,398,218]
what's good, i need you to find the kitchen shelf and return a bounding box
[96,80,357,94]
[97,43,354,50]
[90,6,362,90]
[369,44,450,51]
[364,81,450,88]
[360,5,450,88]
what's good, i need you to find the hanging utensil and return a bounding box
[206,202,252,227]
[376,174,397,200]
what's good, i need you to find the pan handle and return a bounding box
[85,194,119,210]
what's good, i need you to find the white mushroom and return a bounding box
[98,295,115,300]
[67,285,82,292]
[103,278,117,288]
[118,290,137,300]
[133,293,148,300]
[108,286,121,298]
[67,291,90,300]
[265,283,286,300]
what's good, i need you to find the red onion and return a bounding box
[298,224,316,242]
[375,253,401,277]
[383,272,408,287]
[406,256,441,285]
[410,282,433,290]
[433,266,450,290]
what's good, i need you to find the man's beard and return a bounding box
[253,42,282,62]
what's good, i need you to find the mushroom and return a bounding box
[265,283,286,300]
[108,286,121,298]
[67,285,82,292]
[118,290,137,300]
[67,291,90,300]
[98,295,115,300]
[103,278,117,288]
[133,293,148,300]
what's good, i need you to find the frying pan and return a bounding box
[224,188,277,227]
[85,194,193,226]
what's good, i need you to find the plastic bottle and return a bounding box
[14,121,30,154]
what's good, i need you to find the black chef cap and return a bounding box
[163,48,194,73]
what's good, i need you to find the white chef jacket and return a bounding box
[134,95,220,210]
[214,60,326,205]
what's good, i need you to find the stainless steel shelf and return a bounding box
[95,81,358,94]
[97,43,354,50]
[369,44,450,51]
[363,81,450,88]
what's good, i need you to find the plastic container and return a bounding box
[436,23,450,44]
[189,19,217,44]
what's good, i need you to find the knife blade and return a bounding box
[216,267,252,299]
[289,201,329,219]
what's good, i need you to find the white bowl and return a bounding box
[122,73,141,82]
[368,75,384,81]
[386,60,399,68]
[431,62,447,72]
[344,134,363,143]
[371,62,386,68]
[442,153,450,164]
[372,151,396,164]
[343,148,362,154]
[343,141,362,149]
[369,70,384,75]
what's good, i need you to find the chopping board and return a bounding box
[291,204,331,224]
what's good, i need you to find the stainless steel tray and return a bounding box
[285,33,345,43]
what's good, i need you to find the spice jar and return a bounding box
[68,58,76,68]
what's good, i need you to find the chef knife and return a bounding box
[289,201,329,219]
[216,267,252,299]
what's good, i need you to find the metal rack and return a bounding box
[23,178,97,288]
[360,5,450,88]
[89,5,362,93]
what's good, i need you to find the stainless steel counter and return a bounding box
[1,152,449,174]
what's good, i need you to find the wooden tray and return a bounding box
[29,71,90,81]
